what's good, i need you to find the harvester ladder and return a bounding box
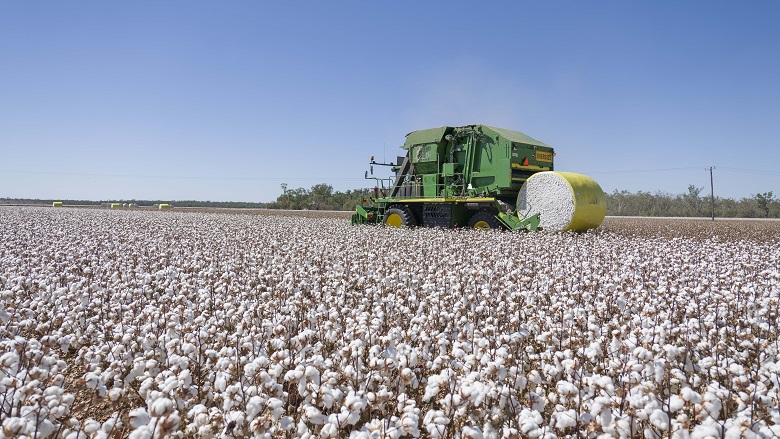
[389,155,413,197]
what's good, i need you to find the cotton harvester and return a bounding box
[351,124,606,232]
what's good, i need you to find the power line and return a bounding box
[582,167,704,175]
[716,167,780,176]
[580,166,779,177]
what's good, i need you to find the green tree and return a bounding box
[755,191,774,218]
[683,184,703,217]
[309,184,334,210]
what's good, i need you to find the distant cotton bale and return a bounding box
[111,203,122,209]
[517,171,606,232]
[159,204,170,210]
[52,202,63,208]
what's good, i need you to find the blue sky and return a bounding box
[1,1,778,202]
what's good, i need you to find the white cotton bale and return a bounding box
[517,171,606,232]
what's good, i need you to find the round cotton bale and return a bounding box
[517,171,606,232]
[52,201,63,208]
[111,203,121,209]
[159,204,170,210]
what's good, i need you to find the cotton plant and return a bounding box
[0,207,778,438]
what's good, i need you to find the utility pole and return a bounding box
[708,166,715,220]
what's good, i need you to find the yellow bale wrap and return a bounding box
[111,203,121,209]
[52,202,63,208]
[159,204,170,210]
[517,171,606,232]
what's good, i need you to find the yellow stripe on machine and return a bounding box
[389,197,496,203]
[511,163,551,172]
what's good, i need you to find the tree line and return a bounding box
[265,183,366,211]
[606,185,778,218]
[4,184,777,217]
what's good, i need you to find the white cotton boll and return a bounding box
[554,409,577,430]
[760,425,780,437]
[698,357,715,369]
[347,410,361,425]
[320,422,338,438]
[2,417,27,435]
[728,363,745,376]
[178,369,192,388]
[150,397,174,417]
[36,419,56,438]
[400,413,420,437]
[246,395,265,420]
[426,423,445,439]
[423,382,441,402]
[244,363,257,377]
[162,376,179,394]
[84,372,101,389]
[267,397,285,421]
[280,416,295,431]
[556,381,578,396]
[599,406,613,428]
[724,426,745,439]
[346,392,366,411]
[129,407,150,428]
[702,392,722,418]
[462,426,484,439]
[691,424,722,439]
[681,387,701,403]
[433,416,450,425]
[187,404,207,420]
[298,374,308,397]
[83,419,101,434]
[668,395,685,412]
[214,375,227,392]
[128,426,153,439]
[649,409,669,430]
[401,368,414,384]
[108,387,123,401]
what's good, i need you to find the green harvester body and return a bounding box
[353,124,554,231]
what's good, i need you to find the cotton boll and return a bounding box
[668,395,685,412]
[321,422,339,438]
[681,387,701,404]
[649,409,669,430]
[246,395,265,420]
[108,387,123,401]
[2,417,27,436]
[128,408,150,428]
[128,426,153,439]
[83,419,101,433]
[84,372,101,389]
[149,397,175,417]
[279,416,295,431]
[553,409,577,430]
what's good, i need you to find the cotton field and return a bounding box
[1,207,779,439]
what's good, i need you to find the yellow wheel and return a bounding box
[385,213,403,227]
[383,206,417,227]
[468,211,503,230]
[473,220,491,229]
